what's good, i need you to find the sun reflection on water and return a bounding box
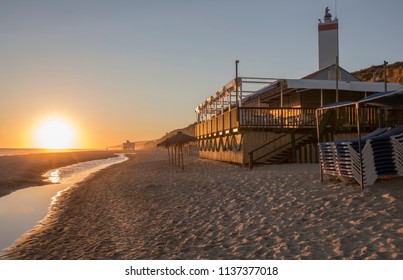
[48,169,60,183]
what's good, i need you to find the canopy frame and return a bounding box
[316,90,403,189]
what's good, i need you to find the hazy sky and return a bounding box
[1,0,402,148]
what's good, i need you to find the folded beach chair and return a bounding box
[318,128,386,180]
[318,142,338,178]
[324,128,389,181]
[391,132,403,176]
[344,125,403,185]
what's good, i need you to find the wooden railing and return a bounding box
[317,106,403,132]
[334,106,380,130]
[239,107,316,129]
[196,106,403,138]
[196,107,316,137]
[387,109,403,126]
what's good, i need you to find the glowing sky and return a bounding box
[1,0,402,148]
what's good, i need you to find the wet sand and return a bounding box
[1,149,402,259]
[0,151,118,198]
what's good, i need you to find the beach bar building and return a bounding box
[195,8,403,167]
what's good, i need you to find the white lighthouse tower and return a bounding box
[318,7,339,70]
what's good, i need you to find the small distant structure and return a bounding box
[122,140,135,151]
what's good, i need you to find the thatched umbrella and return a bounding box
[159,132,196,170]
[166,131,196,145]
[157,138,172,162]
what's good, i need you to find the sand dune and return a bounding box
[1,149,402,259]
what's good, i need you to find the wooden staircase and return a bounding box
[265,133,315,164]
[249,129,317,169]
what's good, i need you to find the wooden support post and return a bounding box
[316,109,324,181]
[174,146,177,165]
[171,147,174,164]
[280,82,284,108]
[176,146,179,166]
[181,145,184,170]
[249,152,254,170]
[320,89,324,107]
[356,104,365,190]
[291,131,296,163]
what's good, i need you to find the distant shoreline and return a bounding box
[0,150,118,198]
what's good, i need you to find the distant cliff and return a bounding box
[352,61,403,83]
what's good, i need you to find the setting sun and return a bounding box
[34,118,76,149]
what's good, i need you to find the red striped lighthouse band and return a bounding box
[318,22,338,31]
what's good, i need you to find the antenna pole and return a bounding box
[384,60,388,92]
[336,55,339,103]
[235,60,239,106]
[235,60,240,124]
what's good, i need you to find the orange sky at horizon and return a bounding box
[0,83,176,149]
[1,75,191,149]
[1,108,168,149]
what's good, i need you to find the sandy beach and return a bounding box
[1,148,402,260]
[0,151,118,198]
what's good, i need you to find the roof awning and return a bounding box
[319,101,356,110]
[317,90,403,111]
[286,79,403,92]
[358,90,403,108]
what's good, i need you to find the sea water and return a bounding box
[0,148,47,156]
[0,153,130,252]
[0,148,91,156]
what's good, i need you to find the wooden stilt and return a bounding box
[181,145,184,170]
[174,146,177,166]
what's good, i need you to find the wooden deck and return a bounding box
[196,106,403,139]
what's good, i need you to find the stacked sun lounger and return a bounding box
[391,132,403,176]
[337,127,392,185]
[319,125,403,186]
[318,141,338,177]
[318,128,386,181]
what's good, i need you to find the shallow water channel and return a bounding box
[0,153,129,252]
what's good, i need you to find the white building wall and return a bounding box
[318,27,339,69]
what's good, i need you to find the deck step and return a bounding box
[263,134,316,164]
